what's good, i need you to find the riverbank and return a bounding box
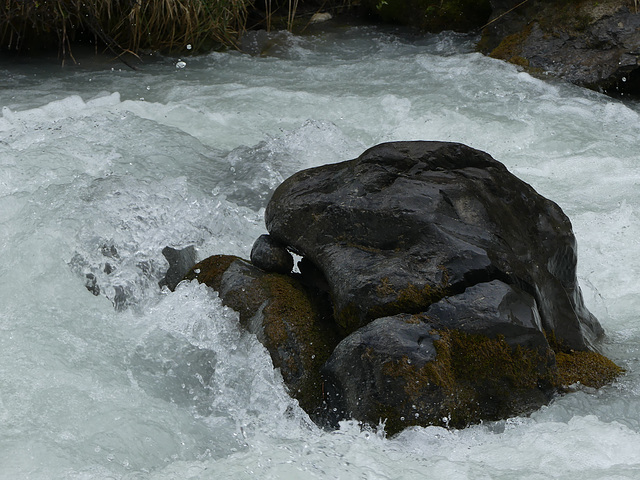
[0,0,353,57]
[3,0,639,98]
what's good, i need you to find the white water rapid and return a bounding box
[2,26,640,479]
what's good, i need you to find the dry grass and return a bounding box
[0,0,251,57]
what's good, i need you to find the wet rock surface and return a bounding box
[184,255,340,416]
[322,280,557,432]
[159,245,197,291]
[266,141,603,350]
[185,141,621,435]
[250,234,294,274]
[480,0,640,97]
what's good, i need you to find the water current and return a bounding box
[1,25,640,479]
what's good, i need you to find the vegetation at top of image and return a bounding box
[1,0,492,61]
[1,0,251,58]
[1,0,355,59]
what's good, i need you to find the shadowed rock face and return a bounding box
[159,245,197,291]
[265,141,603,350]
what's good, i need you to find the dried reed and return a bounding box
[0,0,251,57]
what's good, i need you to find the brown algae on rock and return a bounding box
[555,349,624,389]
[185,254,340,415]
[378,328,557,433]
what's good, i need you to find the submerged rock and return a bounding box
[184,141,621,435]
[71,241,166,310]
[159,245,197,291]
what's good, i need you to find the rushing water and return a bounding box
[2,25,640,479]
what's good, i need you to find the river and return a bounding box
[1,25,640,479]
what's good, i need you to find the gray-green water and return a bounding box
[2,26,640,479]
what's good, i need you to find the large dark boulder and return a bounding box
[266,141,603,351]
[182,141,621,435]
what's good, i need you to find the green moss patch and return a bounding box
[546,329,623,389]
[185,255,623,433]
[369,273,452,321]
[439,330,551,390]
[555,349,623,389]
[430,329,555,425]
[184,254,340,415]
[490,23,533,63]
[336,276,452,334]
[261,274,341,412]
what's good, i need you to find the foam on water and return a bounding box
[2,26,640,479]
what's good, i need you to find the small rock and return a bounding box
[250,234,293,274]
[310,12,332,24]
[265,141,603,350]
[85,273,100,296]
[159,245,197,291]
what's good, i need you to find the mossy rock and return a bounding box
[321,280,622,435]
[488,23,533,63]
[368,275,452,321]
[480,0,640,97]
[182,141,624,434]
[184,255,340,416]
[428,329,557,426]
[545,329,624,389]
[322,281,562,434]
[555,349,623,389]
[183,254,238,291]
[361,0,492,32]
[322,314,558,435]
